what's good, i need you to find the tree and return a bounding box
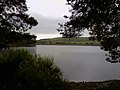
[0,0,38,50]
[57,22,82,38]
[63,0,120,63]
[57,15,83,38]
[7,32,37,46]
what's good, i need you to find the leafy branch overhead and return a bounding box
[58,0,120,63]
[0,0,38,31]
[0,0,38,49]
[57,14,83,38]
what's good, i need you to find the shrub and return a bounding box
[0,49,71,90]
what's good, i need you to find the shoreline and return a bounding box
[36,43,100,46]
[36,37,100,46]
[9,43,101,47]
[70,80,120,90]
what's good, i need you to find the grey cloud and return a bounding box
[28,13,66,34]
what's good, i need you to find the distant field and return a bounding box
[36,37,100,46]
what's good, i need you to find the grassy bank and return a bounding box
[37,37,100,46]
[70,80,120,90]
[0,49,70,90]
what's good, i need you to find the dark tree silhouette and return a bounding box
[57,15,83,38]
[7,32,37,45]
[62,0,120,63]
[57,22,82,38]
[0,0,38,50]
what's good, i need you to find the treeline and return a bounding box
[0,31,37,49]
[8,31,37,46]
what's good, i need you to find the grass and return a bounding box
[37,37,100,46]
[0,49,71,90]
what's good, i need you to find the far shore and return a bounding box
[70,80,120,90]
[36,43,100,46]
[36,37,100,46]
[7,37,100,47]
[9,43,101,48]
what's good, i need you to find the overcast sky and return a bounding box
[26,0,71,39]
[27,0,70,18]
[26,0,89,39]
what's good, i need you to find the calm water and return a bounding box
[22,45,120,82]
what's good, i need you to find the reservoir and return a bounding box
[22,45,120,82]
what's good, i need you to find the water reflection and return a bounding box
[12,46,36,55]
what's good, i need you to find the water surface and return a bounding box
[24,45,120,81]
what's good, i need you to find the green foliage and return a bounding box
[0,0,38,50]
[8,32,37,46]
[57,23,82,38]
[0,49,70,90]
[63,0,120,63]
[37,37,99,45]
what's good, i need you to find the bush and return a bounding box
[0,49,71,90]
